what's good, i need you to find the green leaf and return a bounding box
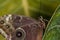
[0,34,6,40]
[43,5,60,40]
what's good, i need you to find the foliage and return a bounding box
[43,5,60,40]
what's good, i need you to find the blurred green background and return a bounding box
[40,0,60,19]
[0,0,60,19]
[0,0,60,40]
